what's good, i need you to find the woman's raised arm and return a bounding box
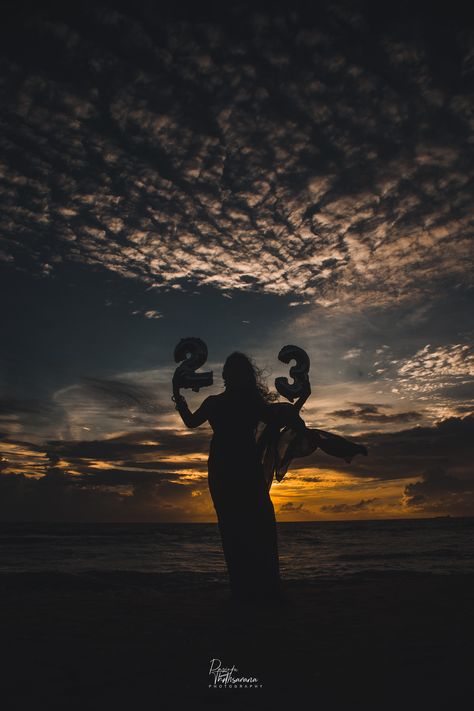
[172,376,213,429]
[173,392,213,428]
[260,401,303,429]
[260,377,311,427]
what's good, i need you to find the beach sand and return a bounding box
[1,571,473,710]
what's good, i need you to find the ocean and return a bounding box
[1,517,473,583]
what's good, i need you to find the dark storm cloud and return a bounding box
[45,426,210,461]
[73,468,182,486]
[291,413,474,482]
[330,403,421,424]
[4,412,473,484]
[321,497,379,514]
[279,502,309,514]
[0,469,200,521]
[359,414,474,481]
[403,466,474,515]
[1,3,473,307]
[0,424,209,521]
[0,422,211,505]
[1,411,473,518]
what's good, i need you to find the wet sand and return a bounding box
[1,571,473,710]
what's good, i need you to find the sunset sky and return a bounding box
[1,0,473,521]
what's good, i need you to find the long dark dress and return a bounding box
[179,391,298,601]
[205,391,286,602]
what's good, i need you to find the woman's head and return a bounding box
[222,352,277,403]
[222,352,257,390]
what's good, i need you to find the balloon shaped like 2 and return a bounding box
[173,337,213,392]
[275,345,310,402]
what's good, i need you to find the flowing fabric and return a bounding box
[257,412,368,489]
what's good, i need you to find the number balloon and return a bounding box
[275,345,310,402]
[173,337,213,392]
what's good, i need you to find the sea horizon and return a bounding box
[0,514,468,525]
[2,516,473,581]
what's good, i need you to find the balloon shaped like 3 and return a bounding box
[173,337,213,392]
[275,345,310,402]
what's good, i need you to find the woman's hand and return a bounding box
[172,369,182,398]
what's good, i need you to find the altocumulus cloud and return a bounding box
[1,3,473,307]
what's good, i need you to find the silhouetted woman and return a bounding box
[172,353,305,602]
[173,351,366,603]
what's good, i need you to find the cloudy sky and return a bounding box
[1,0,473,521]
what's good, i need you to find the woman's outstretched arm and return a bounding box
[261,376,311,425]
[172,379,212,428]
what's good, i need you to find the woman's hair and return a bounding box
[222,351,278,403]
